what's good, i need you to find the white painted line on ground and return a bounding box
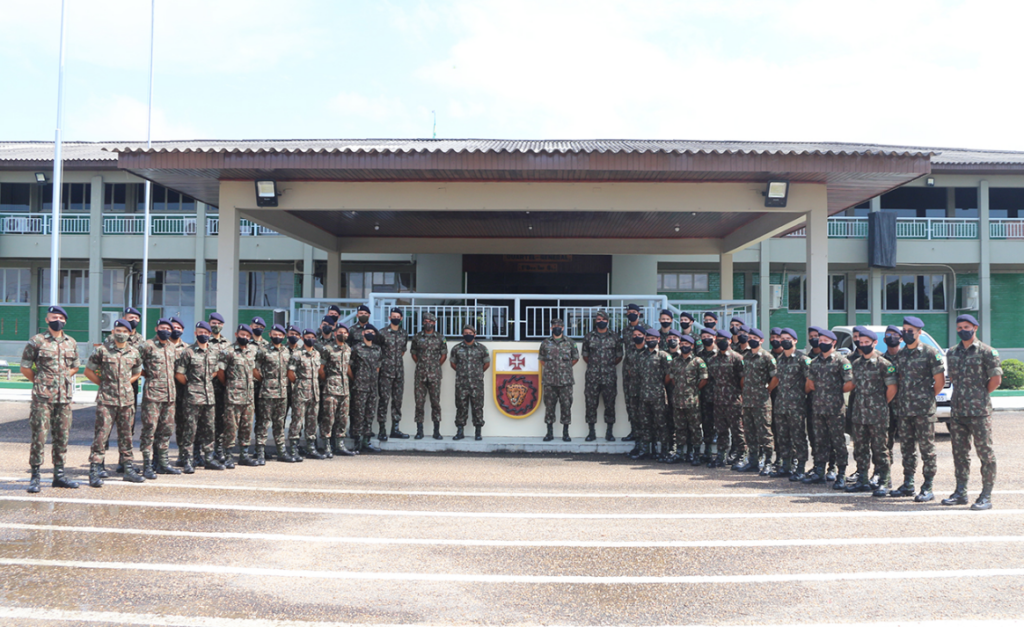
[3,475,1021,499]
[2,522,1023,549]
[2,557,1024,584]
[0,495,1021,520]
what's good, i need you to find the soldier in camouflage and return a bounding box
[539,318,580,442]
[768,327,785,467]
[804,329,853,487]
[623,325,647,458]
[770,328,812,481]
[377,307,410,441]
[653,329,685,460]
[21,306,81,493]
[288,328,324,459]
[696,325,718,462]
[411,312,447,440]
[97,306,145,474]
[321,324,356,457]
[881,325,904,461]
[665,331,708,465]
[632,328,670,460]
[942,314,1002,511]
[707,329,744,468]
[207,312,229,465]
[350,324,383,452]
[254,324,293,463]
[581,310,622,442]
[168,316,188,469]
[736,328,777,472]
[888,317,946,502]
[347,304,374,347]
[449,325,490,440]
[174,322,222,472]
[139,318,181,479]
[217,324,258,468]
[249,317,268,460]
[619,303,645,441]
[85,318,144,487]
[845,329,898,495]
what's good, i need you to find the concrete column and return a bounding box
[302,244,315,298]
[326,250,342,299]
[719,253,733,301]
[216,203,241,331]
[947,272,958,347]
[805,204,829,329]
[758,240,770,331]
[979,180,992,344]
[28,265,39,337]
[869,196,883,325]
[946,187,957,218]
[846,271,857,326]
[88,176,103,345]
[194,202,207,325]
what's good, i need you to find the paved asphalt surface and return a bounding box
[0,402,1022,626]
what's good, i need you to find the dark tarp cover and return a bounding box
[868,211,897,268]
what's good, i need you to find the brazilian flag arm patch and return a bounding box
[842,363,852,370]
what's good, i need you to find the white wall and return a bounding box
[611,255,658,294]
[414,254,463,294]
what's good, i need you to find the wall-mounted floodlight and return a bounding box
[255,180,278,207]
[925,177,935,187]
[35,172,47,184]
[764,180,789,207]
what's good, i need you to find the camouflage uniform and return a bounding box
[697,344,717,455]
[620,322,645,433]
[255,342,291,454]
[321,341,352,439]
[538,336,579,425]
[208,334,230,451]
[893,344,946,480]
[175,342,219,456]
[581,329,622,425]
[850,351,897,480]
[708,349,744,456]
[350,342,382,437]
[347,321,373,348]
[100,331,144,455]
[884,347,902,458]
[139,338,178,459]
[667,351,707,455]
[449,341,490,427]
[411,330,447,424]
[87,342,142,464]
[251,336,269,445]
[742,350,777,459]
[376,324,408,429]
[22,332,79,468]
[774,352,812,465]
[808,352,853,470]
[288,346,322,440]
[947,340,1002,490]
[172,340,188,452]
[219,343,258,453]
[636,347,671,444]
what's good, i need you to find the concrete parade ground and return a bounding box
[0,401,1022,626]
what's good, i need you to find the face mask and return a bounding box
[958,329,975,341]
[645,339,658,349]
[715,339,730,351]
[595,320,608,330]
[902,330,916,344]
[730,326,741,335]
[322,325,334,335]
[237,337,249,347]
[303,338,316,347]
[884,335,901,347]
[680,345,693,354]
[171,329,183,340]
[633,336,645,346]
[809,338,820,348]
[390,317,401,325]
[196,334,209,344]
[113,332,129,344]
[552,327,563,336]
[287,336,299,346]
[48,319,65,332]
[253,327,263,337]
[660,321,672,329]
[210,324,223,334]
[128,319,138,330]
[748,340,761,350]
[357,315,369,323]
[463,334,475,343]
[701,338,714,347]
[781,340,794,351]
[327,315,339,325]
[817,342,832,353]
[363,333,375,342]
[156,329,171,341]
[667,339,679,348]
[770,340,782,350]
[858,344,874,355]
[705,321,716,329]
[424,322,435,330]
[627,313,639,322]
[738,334,750,344]
[271,335,284,345]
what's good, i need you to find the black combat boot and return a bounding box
[378,423,388,442]
[222,450,236,469]
[801,466,825,484]
[255,445,267,466]
[432,422,443,440]
[605,425,615,442]
[123,461,145,483]
[330,436,344,455]
[770,459,792,478]
[627,441,642,458]
[543,424,554,442]
[156,450,181,475]
[846,474,872,493]
[915,477,934,503]
[27,466,41,493]
[320,439,333,459]
[585,425,597,442]
[181,451,195,474]
[98,462,110,479]
[453,426,465,441]
[734,454,758,473]
[239,450,258,466]
[941,483,969,506]
[759,455,774,476]
[889,475,916,498]
[873,472,892,497]
[89,463,104,488]
[175,450,186,468]
[725,448,742,466]
[690,451,703,467]
[214,441,226,463]
[390,423,409,439]
[825,461,838,483]
[52,465,79,489]
[335,440,357,456]
[562,425,571,442]
[115,462,124,474]
[142,454,157,480]
[415,424,425,440]
[305,438,326,459]
[622,428,636,442]
[789,461,807,482]
[832,467,847,490]
[971,487,993,511]
[638,442,654,460]
[710,452,727,469]
[204,453,225,471]
[281,439,299,462]
[361,435,382,453]
[475,427,483,441]
[194,449,206,469]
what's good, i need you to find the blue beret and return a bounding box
[703,312,718,321]
[644,327,660,337]
[209,312,225,323]
[336,323,348,331]
[626,303,641,311]
[679,312,695,322]
[237,324,253,335]
[322,316,335,324]
[113,318,132,330]
[716,328,733,339]
[860,328,878,342]
[731,317,745,325]
[781,328,799,340]
[681,334,695,344]
[328,304,342,314]
[169,316,185,328]
[48,305,68,318]
[808,325,826,334]
[739,324,751,333]
[390,308,403,316]
[660,309,674,318]
[957,314,979,326]
[770,327,782,336]
[302,328,317,336]
[853,325,868,335]
[156,318,172,327]
[903,316,925,329]
[885,325,903,335]
[700,327,717,336]
[357,305,370,313]
[669,329,683,339]
[631,325,647,335]
[287,325,300,334]
[363,324,377,332]
[271,324,286,334]
[749,328,764,340]
[124,306,141,317]
[195,321,212,332]
[819,329,837,341]
[251,316,266,327]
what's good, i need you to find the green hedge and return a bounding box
[1000,359,1024,390]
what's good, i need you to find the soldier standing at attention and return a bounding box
[321,324,356,457]
[735,328,777,472]
[696,327,718,463]
[206,312,229,466]
[217,324,258,468]
[377,308,410,441]
[707,329,744,468]
[350,324,383,452]
[348,305,373,347]
[169,316,188,468]
[845,329,897,495]
[632,328,670,461]
[620,303,644,441]
[623,326,647,458]
[139,318,181,479]
[881,325,904,463]
[289,329,325,459]
[449,325,490,440]
[666,333,708,465]
[175,322,222,472]
[888,317,946,502]
[942,314,1002,511]
[250,317,268,456]
[770,329,812,481]
[768,327,785,470]
[804,330,853,487]
[254,324,292,463]
[411,312,447,440]
[678,312,697,340]
[538,318,580,442]
[22,306,80,493]
[657,310,674,349]
[653,330,683,460]
[85,318,144,487]
[581,310,622,442]
[98,306,144,475]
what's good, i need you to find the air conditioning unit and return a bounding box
[273,308,289,327]
[769,284,783,310]
[100,311,117,332]
[961,285,979,310]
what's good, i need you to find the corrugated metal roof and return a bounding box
[0,141,145,162]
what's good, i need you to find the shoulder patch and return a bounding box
[770,356,777,365]
[887,365,896,373]
[993,349,1000,357]
[699,362,707,368]
[936,355,943,361]
[803,357,811,365]
[842,363,852,370]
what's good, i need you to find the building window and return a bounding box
[149,184,197,213]
[147,270,196,307]
[343,271,413,299]
[104,184,128,212]
[40,269,89,305]
[102,270,125,305]
[0,268,30,303]
[240,271,294,308]
[0,184,31,212]
[657,272,709,292]
[884,274,946,311]
[787,273,868,312]
[42,183,91,212]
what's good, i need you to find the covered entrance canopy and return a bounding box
[114,139,933,330]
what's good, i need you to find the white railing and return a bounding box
[103,214,145,234]
[667,299,758,331]
[290,298,367,333]
[828,216,869,238]
[990,218,1024,239]
[896,217,977,239]
[1,214,45,234]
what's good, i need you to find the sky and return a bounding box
[1,0,1022,150]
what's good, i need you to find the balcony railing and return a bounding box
[0,213,278,236]
[785,216,1002,240]
[990,219,1024,239]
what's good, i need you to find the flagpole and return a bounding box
[141,0,155,336]
[49,0,68,306]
